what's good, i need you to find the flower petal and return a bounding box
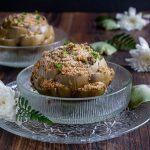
[116,13,123,19]
[0,80,16,122]
[129,50,140,57]
[138,37,150,50]
[126,37,150,72]
[129,7,136,16]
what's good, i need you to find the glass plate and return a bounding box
[0,81,149,144]
[0,28,67,68]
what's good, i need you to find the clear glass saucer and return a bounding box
[0,81,149,144]
[0,28,67,68]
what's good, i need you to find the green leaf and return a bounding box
[95,16,119,30]
[36,15,40,20]
[63,48,68,56]
[129,85,150,109]
[34,10,39,14]
[91,51,100,59]
[90,41,117,55]
[27,106,31,111]
[108,33,136,50]
[24,100,28,109]
[55,63,63,71]
[16,97,54,125]
[95,16,114,22]
[101,19,120,30]
[21,97,24,106]
[63,40,70,45]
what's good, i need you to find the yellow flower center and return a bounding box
[141,55,150,63]
[128,17,137,24]
[0,100,6,106]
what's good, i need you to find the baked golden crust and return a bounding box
[0,13,55,46]
[31,42,115,97]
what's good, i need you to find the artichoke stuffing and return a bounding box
[31,42,115,98]
[0,13,55,46]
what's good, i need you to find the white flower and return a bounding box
[126,37,150,72]
[116,7,149,31]
[0,81,16,122]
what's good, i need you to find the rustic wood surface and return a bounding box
[0,12,150,150]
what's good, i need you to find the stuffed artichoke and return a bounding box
[31,42,115,98]
[0,13,55,46]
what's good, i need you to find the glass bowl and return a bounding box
[0,28,67,68]
[17,62,132,124]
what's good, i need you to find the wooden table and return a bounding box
[0,12,150,150]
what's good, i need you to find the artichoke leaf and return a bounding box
[56,74,89,90]
[98,57,108,67]
[76,89,105,98]
[38,88,57,97]
[90,41,117,55]
[101,19,120,30]
[45,69,58,80]
[0,27,7,37]
[43,35,55,44]
[44,26,55,38]
[76,82,106,97]
[129,85,150,109]
[89,58,107,74]
[43,26,55,44]
[6,26,28,39]
[90,68,114,86]
[20,34,45,46]
[0,38,17,46]
[89,58,115,86]
[39,67,58,80]
[57,85,71,97]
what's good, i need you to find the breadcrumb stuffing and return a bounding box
[78,82,106,91]
[31,42,115,97]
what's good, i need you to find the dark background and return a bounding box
[0,0,150,12]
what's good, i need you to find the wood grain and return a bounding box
[0,12,150,150]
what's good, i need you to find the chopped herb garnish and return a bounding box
[17,19,22,25]
[35,10,39,14]
[55,63,63,71]
[63,48,68,56]
[91,51,100,60]
[36,15,40,20]
[64,40,70,45]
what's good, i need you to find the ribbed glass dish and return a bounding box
[0,28,67,67]
[1,81,148,144]
[17,62,132,124]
